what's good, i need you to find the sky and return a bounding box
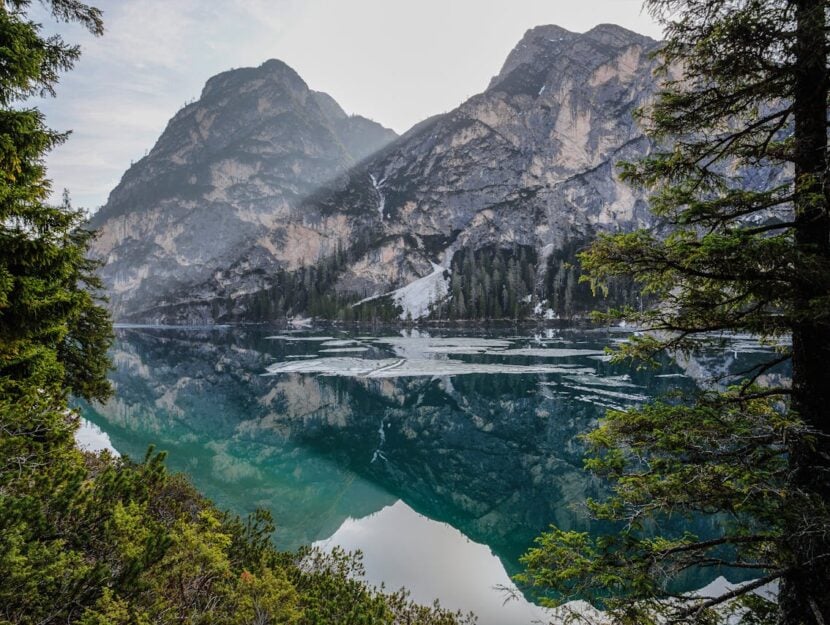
[32,0,662,210]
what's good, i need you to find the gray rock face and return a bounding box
[89,59,396,321]
[93,24,662,323]
[304,23,661,300]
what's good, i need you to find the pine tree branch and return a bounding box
[686,558,780,571]
[737,220,798,236]
[655,535,772,557]
[670,571,783,622]
[679,192,795,228]
[695,108,793,170]
[730,352,792,392]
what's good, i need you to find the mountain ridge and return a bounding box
[89,58,397,320]
[91,24,662,323]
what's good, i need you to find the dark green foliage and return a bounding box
[243,242,540,324]
[544,239,643,319]
[521,1,830,623]
[445,246,536,321]
[519,389,803,622]
[240,238,643,324]
[244,263,358,322]
[442,242,641,322]
[0,2,112,403]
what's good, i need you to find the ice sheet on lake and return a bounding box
[372,340,598,358]
[265,357,585,379]
[572,394,628,412]
[266,335,336,341]
[319,347,370,353]
[372,337,511,349]
[561,383,650,403]
[369,336,512,358]
[562,373,641,388]
[321,339,361,347]
[499,348,605,358]
[588,354,614,362]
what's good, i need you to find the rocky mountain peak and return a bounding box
[199,58,307,101]
[488,23,658,96]
[88,59,396,321]
[488,25,577,89]
[583,23,656,47]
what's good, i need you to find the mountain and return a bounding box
[89,59,397,321]
[91,24,662,324]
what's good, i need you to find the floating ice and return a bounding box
[370,336,511,358]
[320,347,370,353]
[562,383,649,403]
[500,348,605,358]
[588,354,614,362]
[372,337,511,349]
[572,394,628,412]
[266,335,336,341]
[562,373,641,388]
[265,357,583,379]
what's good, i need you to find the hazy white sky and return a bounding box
[34,0,662,209]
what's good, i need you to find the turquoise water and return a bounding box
[79,326,773,624]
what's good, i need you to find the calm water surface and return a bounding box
[79,326,775,624]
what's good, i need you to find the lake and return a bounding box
[78,325,776,624]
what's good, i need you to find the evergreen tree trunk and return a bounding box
[781,1,830,622]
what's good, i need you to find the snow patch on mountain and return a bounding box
[392,264,450,320]
[369,173,387,219]
[356,264,450,320]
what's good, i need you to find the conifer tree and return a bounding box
[0,0,111,402]
[520,1,830,623]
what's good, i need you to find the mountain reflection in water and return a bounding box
[80,326,780,624]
